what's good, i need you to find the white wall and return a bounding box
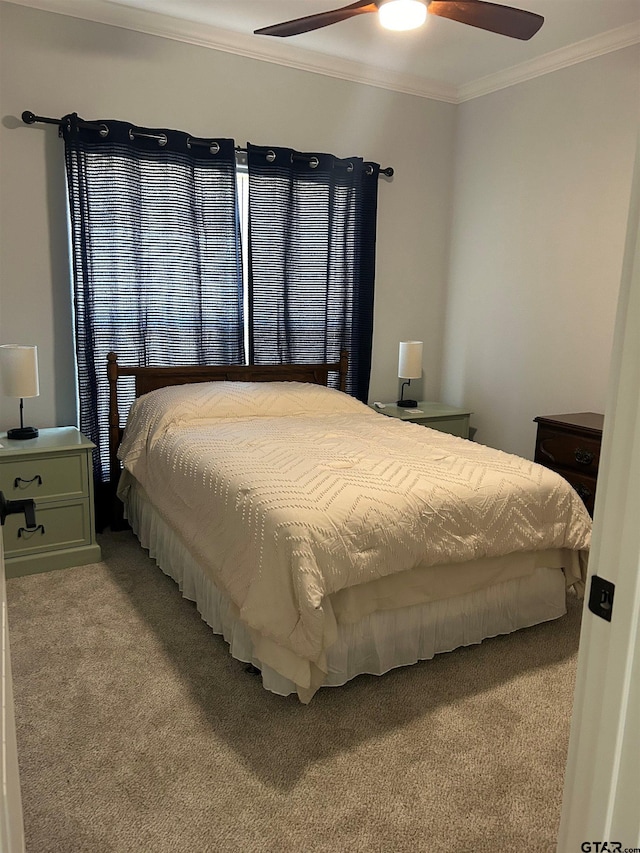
[441,46,640,457]
[0,2,456,430]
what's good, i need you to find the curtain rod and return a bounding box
[21,111,394,177]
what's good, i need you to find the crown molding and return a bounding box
[457,20,640,102]
[2,0,459,102]
[4,0,640,104]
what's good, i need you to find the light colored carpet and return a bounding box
[7,530,581,853]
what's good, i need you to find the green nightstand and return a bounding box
[0,427,101,577]
[371,402,472,438]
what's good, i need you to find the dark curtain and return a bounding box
[247,144,379,401]
[62,114,243,483]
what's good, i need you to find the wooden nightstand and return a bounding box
[0,427,101,577]
[533,412,604,517]
[372,402,472,438]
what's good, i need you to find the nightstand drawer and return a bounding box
[0,452,88,503]
[535,427,601,475]
[423,416,470,438]
[533,413,603,518]
[1,428,101,577]
[2,500,91,558]
[557,470,598,517]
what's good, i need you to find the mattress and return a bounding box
[117,379,591,700]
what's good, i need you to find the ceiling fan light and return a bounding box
[378,0,427,31]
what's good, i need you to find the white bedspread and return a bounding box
[118,381,591,691]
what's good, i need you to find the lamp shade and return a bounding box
[398,341,423,380]
[0,345,40,398]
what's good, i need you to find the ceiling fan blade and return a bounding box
[254,1,378,37]
[428,0,543,40]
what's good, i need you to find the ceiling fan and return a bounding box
[254,0,544,40]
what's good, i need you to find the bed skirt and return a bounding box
[123,481,569,700]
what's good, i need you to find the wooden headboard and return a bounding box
[107,350,349,483]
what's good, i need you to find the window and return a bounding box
[236,153,250,360]
[63,117,379,483]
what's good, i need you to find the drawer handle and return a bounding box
[574,484,592,501]
[14,474,43,488]
[574,449,594,466]
[18,524,45,538]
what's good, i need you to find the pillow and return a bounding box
[118,380,371,467]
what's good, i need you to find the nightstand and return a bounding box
[372,402,472,438]
[534,412,604,517]
[0,427,101,577]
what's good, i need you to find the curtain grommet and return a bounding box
[187,138,220,155]
[266,150,276,163]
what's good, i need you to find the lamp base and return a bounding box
[396,399,418,408]
[7,426,39,440]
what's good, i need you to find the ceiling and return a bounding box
[10,0,640,100]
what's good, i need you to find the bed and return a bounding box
[108,351,591,703]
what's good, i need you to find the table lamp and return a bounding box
[397,340,422,408]
[0,344,40,439]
